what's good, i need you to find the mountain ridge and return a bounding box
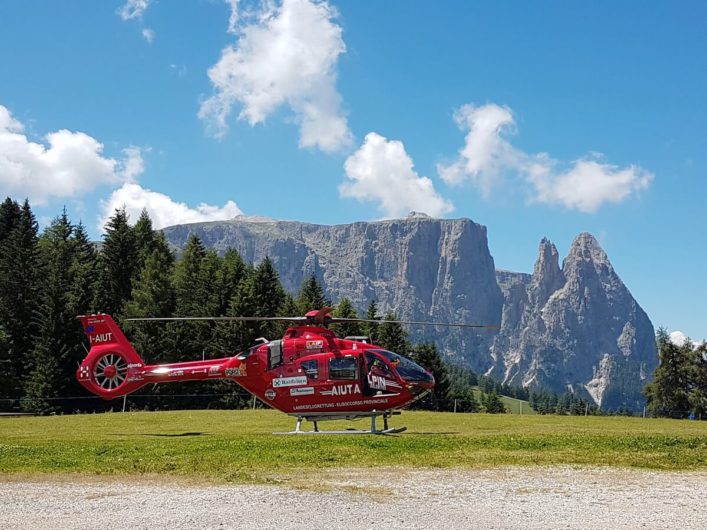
[162,214,656,409]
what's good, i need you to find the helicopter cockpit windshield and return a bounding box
[371,349,434,384]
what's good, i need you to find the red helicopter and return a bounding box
[76,307,492,434]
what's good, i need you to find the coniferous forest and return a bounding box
[0,198,701,418]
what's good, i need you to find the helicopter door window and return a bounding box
[301,360,319,380]
[329,357,358,380]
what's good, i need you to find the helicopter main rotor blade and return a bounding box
[125,316,308,323]
[328,317,496,329]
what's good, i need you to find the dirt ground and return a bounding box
[2,467,706,529]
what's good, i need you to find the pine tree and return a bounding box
[68,222,98,317]
[448,387,480,412]
[375,312,408,354]
[215,249,247,315]
[410,342,450,410]
[689,343,707,417]
[483,391,507,413]
[24,210,76,411]
[97,208,138,316]
[124,235,176,364]
[295,274,328,314]
[330,297,362,338]
[363,300,379,343]
[644,328,693,418]
[171,235,209,360]
[227,257,286,350]
[0,200,41,397]
[0,197,21,242]
[133,208,157,270]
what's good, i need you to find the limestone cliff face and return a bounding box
[491,234,656,409]
[163,217,656,409]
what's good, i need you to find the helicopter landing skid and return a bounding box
[274,411,406,435]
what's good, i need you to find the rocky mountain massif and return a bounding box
[162,214,656,409]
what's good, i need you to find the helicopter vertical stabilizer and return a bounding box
[76,314,147,397]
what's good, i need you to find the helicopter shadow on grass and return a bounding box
[408,431,461,435]
[107,432,207,437]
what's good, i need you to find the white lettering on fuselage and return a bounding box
[368,374,387,390]
[90,333,113,344]
[323,384,361,396]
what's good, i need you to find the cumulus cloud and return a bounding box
[200,0,352,152]
[0,105,144,205]
[438,103,654,212]
[98,183,243,231]
[669,331,705,349]
[117,0,151,21]
[340,132,454,218]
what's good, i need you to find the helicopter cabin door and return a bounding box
[363,351,400,396]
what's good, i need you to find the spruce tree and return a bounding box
[295,274,328,314]
[363,300,379,343]
[375,312,408,354]
[644,328,693,418]
[410,342,450,410]
[124,235,176,364]
[331,297,362,338]
[24,211,76,411]
[0,197,21,242]
[689,343,707,417]
[133,208,157,270]
[483,391,507,413]
[0,200,41,396]
[215,249,247,315]
[97,208,138,316]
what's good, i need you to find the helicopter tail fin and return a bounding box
[76,314,147,398]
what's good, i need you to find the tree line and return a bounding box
[3,197,700,418]
[0,198,512,413]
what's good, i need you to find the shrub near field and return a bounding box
[1,410,707,483]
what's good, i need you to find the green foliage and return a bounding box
[482,391,507,413]
[97,208,138,316]
[363,300,379,343]
[375,312,409,355]
[645,328,707,418]
[410,342,450,410]
[295,274,329,314]
[0,199,41,397]
[330,297,362,338]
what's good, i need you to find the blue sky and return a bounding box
[0,1,705,341]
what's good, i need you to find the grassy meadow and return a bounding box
[1,410,706,484]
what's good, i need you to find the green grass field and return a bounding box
[1,410,706,484]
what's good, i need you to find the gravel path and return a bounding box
[2,467,706,529]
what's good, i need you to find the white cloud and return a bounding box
[0,105,144,205]
[340,132,454,218]
[142,28,155,43]
[438,103,654,212]
[98,183,243,231]
[438,104,517,197]
[669,331,705,349]
[200,0,352,152]
[527,157,653,213]
[117,0,151,21]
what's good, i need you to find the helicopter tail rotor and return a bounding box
[76,314,147,398]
